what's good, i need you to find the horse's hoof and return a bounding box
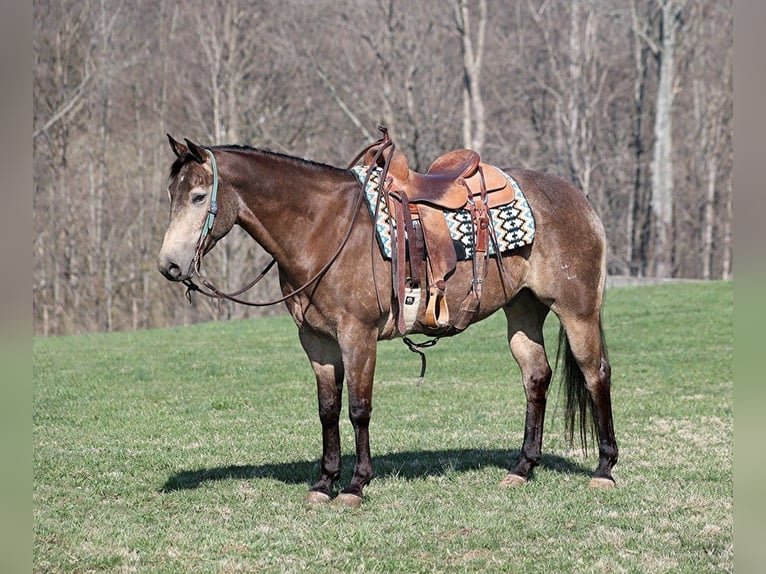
[499,473,527,487]
[304,491,332,505]
[333,493,363,508]
[588,477,616,489]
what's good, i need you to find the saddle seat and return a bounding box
[367,145,513,209]
[399,149,480,208]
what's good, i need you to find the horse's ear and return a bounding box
[167,134,190,159]
[184,138,207,164]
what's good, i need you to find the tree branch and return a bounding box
[33,71,92,139]
[314,64,375,142]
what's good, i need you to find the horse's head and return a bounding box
[157,135,237,282]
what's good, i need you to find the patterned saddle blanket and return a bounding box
[351,165,535,260]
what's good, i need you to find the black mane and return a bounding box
[169,143,347,179]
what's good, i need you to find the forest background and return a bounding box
[32,0,733,335]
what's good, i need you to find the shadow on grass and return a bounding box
[160,448,591,492]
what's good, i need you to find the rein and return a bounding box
[182,133,442,383]
[182,148,366,307]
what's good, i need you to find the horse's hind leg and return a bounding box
[500,291,553,486]
[557,311,618,487]
[299,328,344,504]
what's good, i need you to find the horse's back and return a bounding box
[507,168,602,234]
[507,168,607,314]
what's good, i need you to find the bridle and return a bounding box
[181,144,380,307]
[180,133,441,381]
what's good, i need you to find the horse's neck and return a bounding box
[232,152,360,275]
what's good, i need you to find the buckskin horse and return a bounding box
[157,130,618,507]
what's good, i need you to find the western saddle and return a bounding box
[350,127,514,335]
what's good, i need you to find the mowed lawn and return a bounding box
[33,281,733,573]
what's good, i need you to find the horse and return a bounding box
[157,133,618,507]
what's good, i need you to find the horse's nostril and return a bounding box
[158,256,184,280]
[167,262,181,279]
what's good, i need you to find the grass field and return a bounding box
[33,281,733,573]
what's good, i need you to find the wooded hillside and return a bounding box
[33,0,732,335]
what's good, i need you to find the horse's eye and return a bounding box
[191,192,207,205]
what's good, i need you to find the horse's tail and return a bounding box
[555,321,605,454]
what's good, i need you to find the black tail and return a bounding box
[555,323,606,455]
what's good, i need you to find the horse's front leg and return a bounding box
[335,325,378,508]
[299,328,344,504]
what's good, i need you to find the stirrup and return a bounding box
[425,285,450,328]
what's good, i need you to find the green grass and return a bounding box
[34,281,733,573]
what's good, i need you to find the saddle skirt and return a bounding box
[351,164,535,261]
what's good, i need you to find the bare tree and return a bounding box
[522,1,612,205]
[649,0,685,277]
[626,0,655,277]
[453,0,488,154]
[32,0,734,335]
[34,0,95,334]
[688,3,732,279]
[290,0,462,169]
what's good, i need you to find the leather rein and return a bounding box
[181,141,388,307]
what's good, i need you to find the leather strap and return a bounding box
[392,193,408,334]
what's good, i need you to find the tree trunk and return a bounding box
[454,0,487,154]
[628,0,651,277]
[567,0,582,189]
[650,0,680,278]
[722,178,732,280]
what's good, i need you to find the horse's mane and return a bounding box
[169,144,348,179]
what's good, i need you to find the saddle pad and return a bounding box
[351,165,535,260]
